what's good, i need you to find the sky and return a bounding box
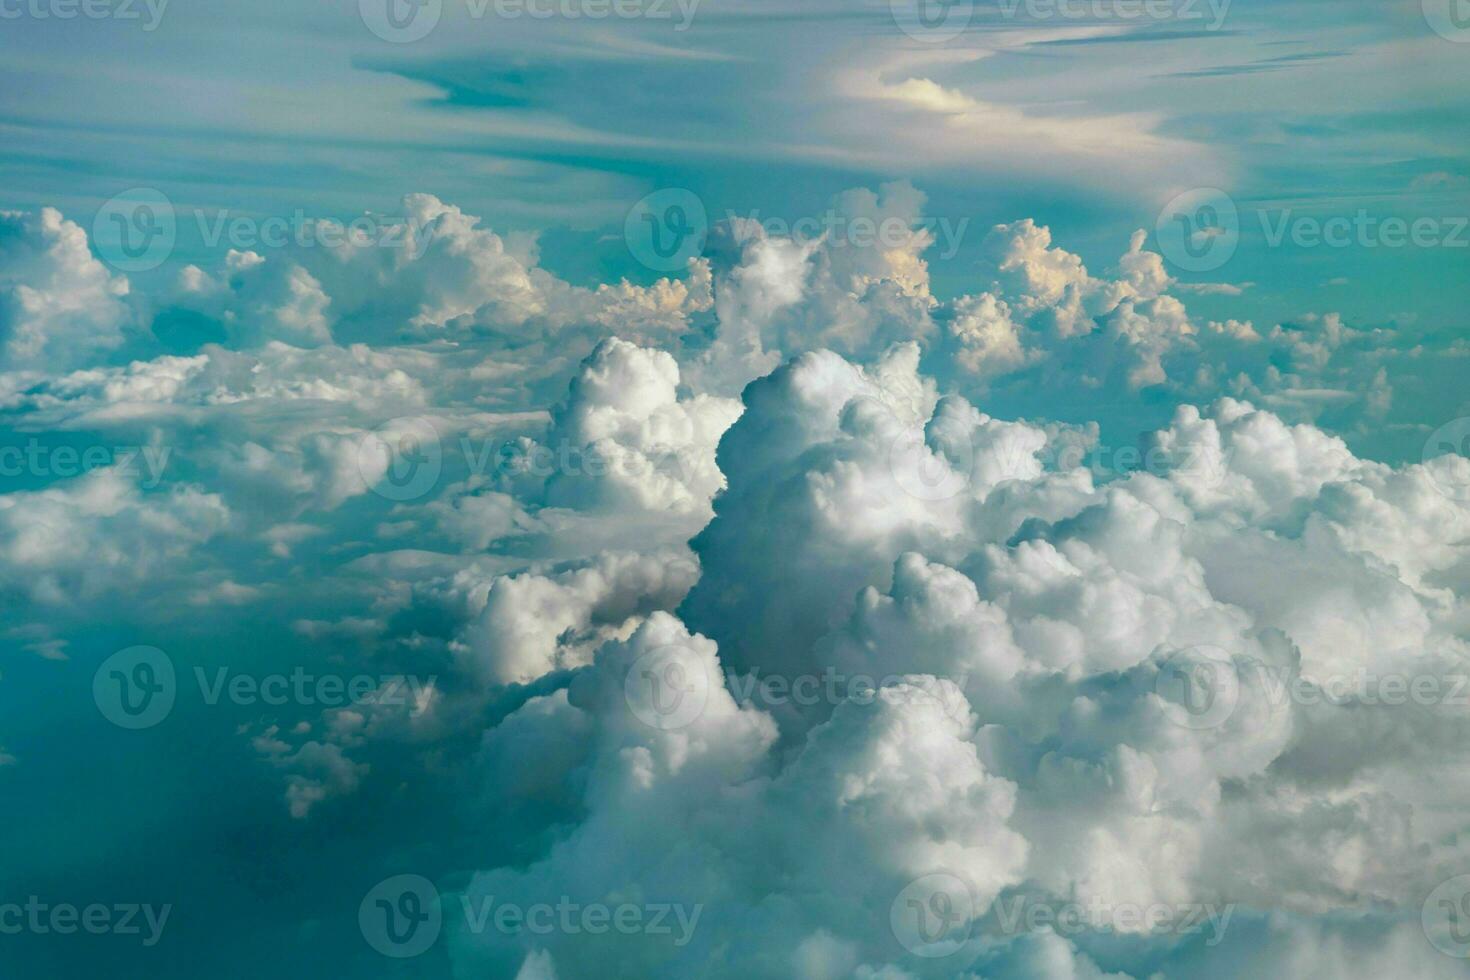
[1,0,1470,978]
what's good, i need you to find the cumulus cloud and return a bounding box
[0,192,1466,979]
[0,208,134,372]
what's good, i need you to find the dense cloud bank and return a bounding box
[2,189,1468,978]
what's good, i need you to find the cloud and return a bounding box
[0,191,1466,978]
[0,208,134,372]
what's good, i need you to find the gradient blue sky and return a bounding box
[4,0,1467,322]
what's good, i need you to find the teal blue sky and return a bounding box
[2,0,1467,324]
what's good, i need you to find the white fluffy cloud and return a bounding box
[0,208,134,372]
[1,192,1466,978]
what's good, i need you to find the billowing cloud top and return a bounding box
[1,188,1468,980]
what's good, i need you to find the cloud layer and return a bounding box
[0,189,1467,978]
